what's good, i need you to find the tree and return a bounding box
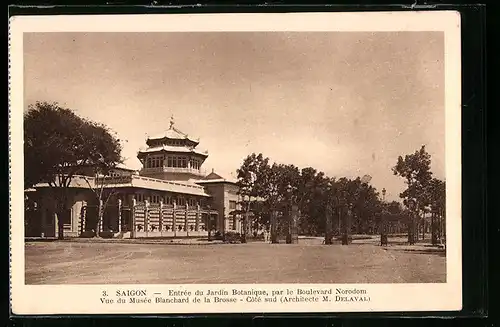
[82,163,122,238]
[236,153,270,243]
[323,177,338,244]
[261,163,288,243]
[24,102,122,239]
[392,145,433,244]
[351,180,381,235]
[427,178,446,244]
[274,164,301,243]
[297,168,329,236]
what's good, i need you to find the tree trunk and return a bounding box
[57,209,64,240]
[324,206,333,245]
[241,209,248,244]
[441,208,446,243]
[95,200,103,238]
[380,214,388,246]
[438,212,442,240]
[341,207,350,245]
[407,213,415,245]
[421,215,425,241]
[431,213,438,245]
[56,195,66,240]
[270,210,278,244]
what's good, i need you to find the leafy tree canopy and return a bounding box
[24,101,122,189]
[24,101,123,239]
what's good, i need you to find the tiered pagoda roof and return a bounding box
[138,116,208,158]
[146,116,198,144]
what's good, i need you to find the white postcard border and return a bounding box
[9,11,462,315]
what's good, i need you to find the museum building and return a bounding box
[24,118,243,239]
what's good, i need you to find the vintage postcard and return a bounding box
[9,11,462,315]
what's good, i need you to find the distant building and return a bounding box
[24,117,242,239]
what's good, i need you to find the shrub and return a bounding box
[80,230,115,238]
[213,231,223,240]
[80,230,96,238]
[224,231,241,244]
[99,231,115,238]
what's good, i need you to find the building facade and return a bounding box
[24,118,242,239]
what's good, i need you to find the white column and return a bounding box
[54,211,59,238]
[173,202,177,237]
[131,198,137,238]
[159,201,164,234]
[185,203,189,236]
[72,203,78,234]
[117,199,122,233]
[99,199,104,233]
[144,200,149,236]
[196,204,200,232]
[80,200,87,235]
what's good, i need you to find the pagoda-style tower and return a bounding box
[137,116,208,181]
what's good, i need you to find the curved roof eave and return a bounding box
[137,148,209,158]
[147,135,200,145]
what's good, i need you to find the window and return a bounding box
[190,159,200,170]
[180,157,187,168]
[188,198,198,207]
[229,200,237,210]
[151,195,161,204]
[61,208,72,224]
[176,197,186,206]
[170,140,181,146]
[147,155,164,168]
[164,195,172,205]
[168,156,188,168]
[135,193,144,202]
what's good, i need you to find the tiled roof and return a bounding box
[114,163,137,171]
[130,176,211,197]
[195,178,237,184]
[149,128,195,141]
[194,171,238,185]
[147,118,199,143]
[31,175,212,197]
[137,145,208,157]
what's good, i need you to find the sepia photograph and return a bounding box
[10,12,462,314]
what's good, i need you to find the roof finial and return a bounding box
[169,115,175,129]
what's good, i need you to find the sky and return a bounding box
[24,32,445,201]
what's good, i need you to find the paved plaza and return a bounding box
[25,239,446,285]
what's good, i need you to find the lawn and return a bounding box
[24,240,446,284]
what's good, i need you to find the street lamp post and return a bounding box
[380,188,388,246]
